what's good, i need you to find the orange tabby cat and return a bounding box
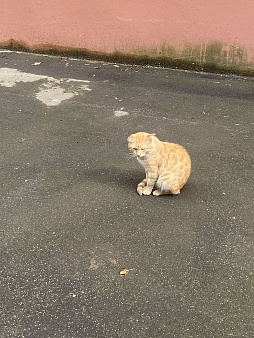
[127,132,191,196]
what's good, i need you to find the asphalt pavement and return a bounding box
[1,51,254,337]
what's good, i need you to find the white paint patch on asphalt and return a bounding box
[36,87,75,106]
[0,67,92,106]
[0,67,52,87]
[65,78,90,84]
[114,110,129,117]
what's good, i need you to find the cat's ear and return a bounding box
[127,134,134,142]
[147,133,156,141]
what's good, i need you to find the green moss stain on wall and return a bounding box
[133,41,250,68]
[131,41,253,74]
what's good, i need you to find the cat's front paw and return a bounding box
[142,186,152,195]
[137,186,143,195]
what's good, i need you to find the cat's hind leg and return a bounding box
[137,178,147,195]
[153,174,181,196]
[153,189,180,196]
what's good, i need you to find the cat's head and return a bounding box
[127,132,156,159]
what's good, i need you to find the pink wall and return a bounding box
[1,0,254,69]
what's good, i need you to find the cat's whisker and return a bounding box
[126,153,136,161]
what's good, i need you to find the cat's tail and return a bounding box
[137,178,147,195]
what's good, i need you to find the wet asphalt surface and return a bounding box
[1,51,254,337]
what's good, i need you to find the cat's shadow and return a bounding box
[83,166,143,192]
[83,166,192,196]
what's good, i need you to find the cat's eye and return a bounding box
[133,147,137,150]
[141,148,145,150]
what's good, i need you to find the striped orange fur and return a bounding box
[127,132,191,196]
